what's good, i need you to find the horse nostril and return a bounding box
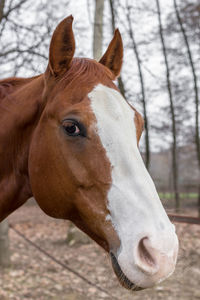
[138,238,155,267]
[135,237,159,275]
[138,237,156,268]
[135,234,178,278]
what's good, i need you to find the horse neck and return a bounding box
[0,75,45,221]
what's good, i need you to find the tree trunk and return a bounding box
[126,3,150,169]
[155,0,180,211]
[0,219,10,267]
[173,0,200,216]
[0,1,10,269]
[66,222,91,246]
[66,0,105,245]
[198,186,200,218]
[93,0,104,60]
[108,0,126,97]
[0,0,5,23]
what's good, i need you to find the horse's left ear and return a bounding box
[99,29,123,79]
[48,15,75,77]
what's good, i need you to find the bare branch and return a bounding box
[3,0,28,19]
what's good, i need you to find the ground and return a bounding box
[0,200,200,300]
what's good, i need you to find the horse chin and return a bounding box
[110,252,143,291]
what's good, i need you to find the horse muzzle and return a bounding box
[110,232,178,290]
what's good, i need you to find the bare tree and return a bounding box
[126,3,150,169]
[0,0,10,267]
[155,0,180,210]
[93,0,104,60]
[0,220,10,267]
[0,0,5,23]
[173,0,200,215]
[0,0,69,78]
[66,0,105,246]
[108,0,126,97]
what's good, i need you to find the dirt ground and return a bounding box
[0,200,200,300]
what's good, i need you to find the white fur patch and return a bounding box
[89,84,178,287]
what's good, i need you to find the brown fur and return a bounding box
[0,16,143,253]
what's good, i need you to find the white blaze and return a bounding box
[89,84,178,287]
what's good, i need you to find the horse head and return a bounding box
[29,16,178,290]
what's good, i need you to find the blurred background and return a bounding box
[0,0,200,299]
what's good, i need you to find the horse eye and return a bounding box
[63,121,81,136]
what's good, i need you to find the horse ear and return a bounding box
[48,15,75,77]
[99,29,123,78]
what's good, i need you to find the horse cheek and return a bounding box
[28,127,74,219]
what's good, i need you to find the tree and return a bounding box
[0,0,69,78]
[173,0,200,215]
[93,0,104,60]
[108,0,126,98]
[67,0,105,245]
[125,2,150,169]
[0,0,5,23]
[0,0,10,268]
[0,220,10,267]
[155,0,180,210]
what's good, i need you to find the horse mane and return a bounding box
[0,58,113,103]
[59,58,114,89]
[0,75,41,101]
[0,81,14,100]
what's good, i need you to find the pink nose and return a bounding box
[135,236,178,281]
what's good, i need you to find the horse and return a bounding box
[0,15,178,291]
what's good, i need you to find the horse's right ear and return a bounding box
[99,29,123,79]
[48,15,75,77]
